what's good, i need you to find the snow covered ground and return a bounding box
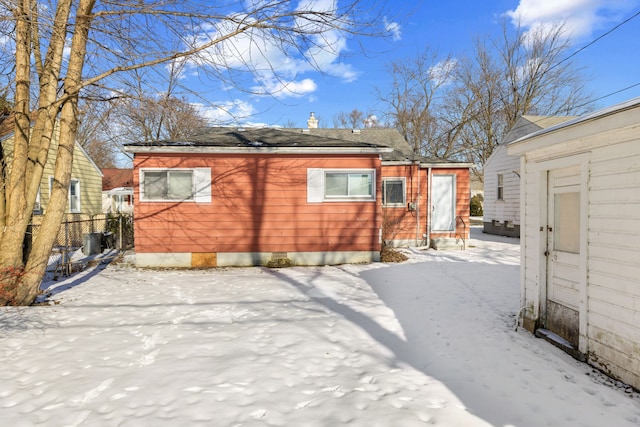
[1,227,639,426]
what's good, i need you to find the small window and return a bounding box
[497,174,504,201]
[324,171,374,200]
[69,180,80,213]
[33,187,42,214]
[49,177,81,213]
[383,178,406,207]
[554,192,580,254]
[140,168,211,203]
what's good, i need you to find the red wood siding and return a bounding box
[381,165,471,244]
[380,164,426,244]
[133,154,383,254]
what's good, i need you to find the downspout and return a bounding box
[519,156,528,325]
[415,161,420,246]
[426,166,432,248]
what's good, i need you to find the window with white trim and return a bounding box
[497,173,504,201]
[140,168,211,203]
[49,177,81,213]
[33,187,42,214]
[69,179,80,213]
[307,169,375,202]
[382,178,405,207]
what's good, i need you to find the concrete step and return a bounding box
[535,328,585,361]
[430,238,465,251]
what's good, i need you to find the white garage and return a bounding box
[508,97,640,389]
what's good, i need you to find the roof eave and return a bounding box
[508,96,640,156]
[381,160,474,168]
[123,146,393,155]
[420,162,475,168]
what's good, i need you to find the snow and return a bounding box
[2,227,640,426]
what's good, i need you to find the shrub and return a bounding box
[0,266,26,306]
[470,194,483,216]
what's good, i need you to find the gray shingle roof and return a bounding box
[125,126,470,166]
[126,127,380,149]
[280,128,415,161]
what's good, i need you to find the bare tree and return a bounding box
[450,21,593,179]
[377,48,458,158]
[378,21,592,176]
[74,90,121,168]
[333,108,380,128]
[0,0,392,305]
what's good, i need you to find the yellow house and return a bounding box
[0,114,103,222]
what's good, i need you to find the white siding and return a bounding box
[521,164,544,319]
[512,101,640,389]
[585,139,640,387]
[483,145,521,224]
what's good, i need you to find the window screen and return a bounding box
[383,179,405,206]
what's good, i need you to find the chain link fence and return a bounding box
[27,213,134,280]
[30,214,133,250]
[28,213,134,252]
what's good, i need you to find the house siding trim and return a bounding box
[134,250,380,268]
[126,146,392,155]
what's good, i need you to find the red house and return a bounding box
[124,124,471,268]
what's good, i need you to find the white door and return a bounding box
[545,166,581,347]
[432,175,455,231]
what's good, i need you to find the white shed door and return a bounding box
[432,175,455,231]
[545,166,581,347]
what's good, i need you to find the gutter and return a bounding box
[426,167,432,248]
[124,146,394,155]
[416,161,421,246]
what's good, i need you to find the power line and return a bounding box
[427,9,640,155]
[586,82,640,105]
[548,9,640,74]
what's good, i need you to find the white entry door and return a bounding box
[432,175,455,232]
[545,166,581,347]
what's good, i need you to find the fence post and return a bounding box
[22,223,32,264]
[118,215,123,251]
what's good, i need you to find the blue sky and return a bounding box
[187,0,640,128]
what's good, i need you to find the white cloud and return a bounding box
[505,0,638,40]
[428,58,458,86]
[254,77,318,99]
[194,99,256,125]
[384,17,402,41]
[186,1,359,99]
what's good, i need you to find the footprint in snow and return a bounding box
[251,409,267,419]
[70,378,115,406]
[142,331,162,349]
[138,349,160,366]
[425,399,447,409]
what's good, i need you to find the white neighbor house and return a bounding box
[507,98,640,389]
[483,116,575,237]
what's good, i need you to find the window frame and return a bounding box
[49,177,81,213]
[33,187,42,215]
[323,169,376,201]
[382,177,406,207]
[497,173,504,201]
[139,167,211,203]
[69,179,81,213]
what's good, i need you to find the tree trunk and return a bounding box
[0,0,90,306]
